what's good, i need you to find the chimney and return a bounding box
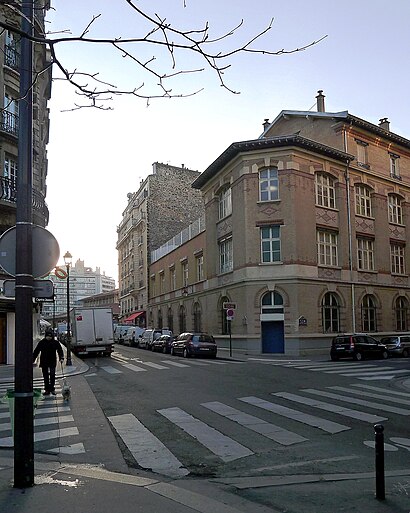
[316,90,325,112]
[263,118,270,132]
[379,118,390,131]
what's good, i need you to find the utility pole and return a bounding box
[14,1,34,488]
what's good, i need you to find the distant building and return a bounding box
[42,259,116,320]
[116,162,204,325]
[77,289,120,323]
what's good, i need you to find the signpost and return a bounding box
[223,303,236,357]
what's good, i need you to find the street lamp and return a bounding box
[63,251,72,365]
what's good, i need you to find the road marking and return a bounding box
[47,442,86,455]
[351,384,410,397]
[138,361,169,370]
[202,401,307,446]
[239,396,349,434]
[158,407,253,462]
[122,363,147,373]
[329,386,410,406]
[100,366,123,374]
[35,406,71,415]
[34,427,79,442]
[340,369,410,378]
[182,360,209,366]
[160,360,190,368]
[301,389,410,416]
[108,413,188,478]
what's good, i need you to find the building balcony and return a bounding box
[0,176,49,225]
[1,111,19,138]
[4,44,20,72]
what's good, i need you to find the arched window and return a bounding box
[388,194,403,225]
[315,173,336,209]
[361,294,377,332]
[179,305,186,333]
[395,296,408,331]
[261,291,284,314]
[167,307,173,333]
[321,292,340,333]
[193,303,201,332]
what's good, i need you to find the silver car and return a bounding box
[380,335,410,358]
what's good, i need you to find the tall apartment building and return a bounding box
[148,92,410,355]
[0,3,51,363]
[116,162,204,325]
[42,260,116,319]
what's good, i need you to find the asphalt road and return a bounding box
[83,345,410,490]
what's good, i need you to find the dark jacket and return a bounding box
[33,337,64,368]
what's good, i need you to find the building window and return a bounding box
[181,261,188,287]
[357,238,374,271]
[179,305,186,333]
[259,167,279,201]
[261,225,281,263]
[361,294,377,332]
[150,276,155,297]
[356,140,369,168]
[218,186,232,220]
[322,292,340,333]
[391,243,406,275]
[390,154,400,178]
[315,173,336,209]
[317,230,338,267]
[196,255,204,282]
[158,309,163,330]
[159,272,165,294]
[219,237,233,274]
[261,291,284,314]
[388,195,403,225]
[193,302,201,332]
[167,307,174,332]
[3,93,18,136]
[5,30,20,70]
[170,267,176,291]
[395,296,408,331]
[355,185,372,217]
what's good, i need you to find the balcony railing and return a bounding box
[1,111,19,137]
[0,176,49,224]
[4,44,20,71]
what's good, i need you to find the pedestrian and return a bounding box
[33,328,64,396]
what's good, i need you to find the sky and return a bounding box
[45,0,410,284]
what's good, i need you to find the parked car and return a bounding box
[171,332,217,358]
[379,335,410,358]
[151,334,174,353]
[122,326,145,347]
[330,334,389,361]
[114,324,130,345]
[140,329,171,349]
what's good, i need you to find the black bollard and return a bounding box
[374,423,385,500]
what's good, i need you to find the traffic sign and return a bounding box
[223,302,236,310]
[226,308,235,318]
[3,279,54,298]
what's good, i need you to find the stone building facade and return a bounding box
[147,92,410,355]
[0,3,51,364]
[117,162,204,324]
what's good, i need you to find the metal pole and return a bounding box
[229,319,232,357]
[66,264,72,365]
[14,0,34,488]
[374,424,385,500]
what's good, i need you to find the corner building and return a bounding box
[149,92,410,355]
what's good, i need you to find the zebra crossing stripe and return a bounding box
[160,360,190,368]
[323,366,390,373]
[158,407,253,462]
[122,363,147,373]
[351,384,410,397]
[182,360,209,366]
[275,392,387,424]
[138,362,169,370]
[100,366,123,374]
[340,369,410,377]
[108,413,188,478]
[301,389,410,416]
[35,406,71,415]
[239,396,350,434]
[329,386,410,406]
[201,401,307,446]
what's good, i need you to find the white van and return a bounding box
[114,324,130,344]
[123,326,145,347]
[140,328,172,349]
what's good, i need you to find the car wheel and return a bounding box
[183,348,189,358]
[381,350,388,359]
[402,349,409,358]
[354,351,363,361]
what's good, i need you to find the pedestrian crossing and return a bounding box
[0,380,84,454]
[107,381,408,478]
[251,358,410,381]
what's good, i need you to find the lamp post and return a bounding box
[64,251,72,366]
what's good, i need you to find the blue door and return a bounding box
[262,321,284,353]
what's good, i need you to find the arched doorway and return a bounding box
[261,291,284,353]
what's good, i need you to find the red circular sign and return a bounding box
[226,308,235,317]
[55,267,67,279]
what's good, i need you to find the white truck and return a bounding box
[70,307,114,357]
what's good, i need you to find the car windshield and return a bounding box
[380,337,399,344]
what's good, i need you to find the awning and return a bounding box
[123,311,145,322]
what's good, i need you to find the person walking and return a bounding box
[33,328,64,396]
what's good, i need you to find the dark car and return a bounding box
[330,334,389,361]
[171,332,217,358]
[380,335,410,358]
[151,334,174,353]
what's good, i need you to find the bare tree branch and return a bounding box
[0,0,327,109]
